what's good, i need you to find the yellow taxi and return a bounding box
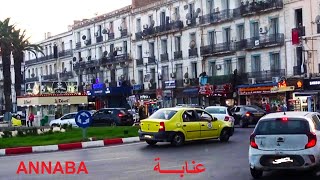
[139,107,233,146]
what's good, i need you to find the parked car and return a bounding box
[139,107,233,146]
[205,106,235,134]
[49,112,78,127]
[230,105,266,128]
[249,112,320,179]
[92,108,134,126]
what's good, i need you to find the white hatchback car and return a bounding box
[205,106,235,133]
[49,112,78,127]
[249,112,320,179]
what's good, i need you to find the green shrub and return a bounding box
[17,130,25,137]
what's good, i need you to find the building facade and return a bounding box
[18,0,320,112]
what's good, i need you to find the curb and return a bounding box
[0,137,141,156]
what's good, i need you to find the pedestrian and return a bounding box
[28,112,34,127]
[265,103,270,114]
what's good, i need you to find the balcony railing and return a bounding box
[199,9,239,25]
[108,33,115,40]
[85,60,100,68]
[58,50,72,58]
[148,56,156,64]
[25,54,54,65]
[200,42,235,56]
[60,71,73,79]
[96,36,103,43]
[42,74,58,81]
[160,53,169,62]
[247,69,286,83]
[25,77,38,83]
[76,42,81,49]
[186,18,197,27]
[189,48,198,57]
[174,51,182,60]
[136,59,144,66]
[73,62,86,71]
[208,75,232,85]
[121,29,128,37]
[142,20,184,38]
[101,54,131,65]
[240,0,283,16]
[135,32,143,41]
[246,33,284,50]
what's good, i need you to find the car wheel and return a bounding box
[219,129,230,142]
[51,124,58,127]
[171,133,185,146]
[146,140,157,146]
[250,167,263,179]
[239,119,247,128]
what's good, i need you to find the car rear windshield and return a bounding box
[148,110,178,120]
[254,118,310,135]
[205,108,226,114]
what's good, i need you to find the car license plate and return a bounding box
[144,135,153,139]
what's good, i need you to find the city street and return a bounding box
[0,128,319,180]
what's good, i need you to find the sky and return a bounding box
[0,0,132,43]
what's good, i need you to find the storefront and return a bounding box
[178,87,200,105]
[199,84,234,106]
[162,80,175,107]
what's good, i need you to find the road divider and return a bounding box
[0,137,141,156]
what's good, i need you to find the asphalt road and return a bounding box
[0,128,319,180]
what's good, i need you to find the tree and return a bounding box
[12,29,44,97]
[0,18,14,112]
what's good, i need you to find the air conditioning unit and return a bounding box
[272,77,280,83]
[116,47,123,51]
[248,78,256,84]
[255,40,260,46]
[186,20,192,25]
[170,72,176,78]
[143,24,149,29]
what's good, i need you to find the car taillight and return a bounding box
[250,133,258,149]
[224,116,230,121]
[118,113,124,117]
[245,112,251,117]
[159,122,165,132]
[305,132,317,149]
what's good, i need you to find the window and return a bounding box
[149,109,177,120]
[190,33,196,47]
[69,40,72,49]
[162,66,169,81]
[295,8,303,27]
[224,59,232,75]
[123,41,127,54]
[136,18,141,32]
[189,3,195,18]
[210,62,216,76]
[98,47,103,58]
[270,53,280,71]
[176,64,183,80]
[61,42,65,51]
[182,110,197,122]
[62,62,65,71]
[110,44,114,55]
[222,0,230,10]
[109,22,114,33]
[28,52,31,60]
[175,36,181,52]
[40,67,43,75]
[238,57,246,74]
[138,70,143,84]
[161,40,167,54]
[207,0,215,14]
[160,11,166,25]
[149,42,155,56]
[150,69,156,82]
[148,15,153,25]
[270,18,279,35]
[223,27,231,43]
[137,45,143,59]
[208,31,215,45]
[251,22,259,38]
[87,28,91,39]
[77,32,81,42]
[251,55,261,72]
[191,62,197,78]
[255,119,310,135]
[98,25,102,36]
[49,65,52,74]
[237,24,245,40]
[196,110,213,122]
[174,7,180,20]
[54,64,57,73]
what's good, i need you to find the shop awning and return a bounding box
[294,91,319,96]
[183,88,199,95]
[237,82,277,88]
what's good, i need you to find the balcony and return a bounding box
[135,32,143,41]
[108,33,115,40]
[160,53,169,62]
[199,9,239,25]
[136,59,144,66]
[25,54,54,65]
[96,36,103,43]
[142,20,184,38]
[60,71,73,80]
[200,42,235,56]
[189,48,198,57]
[147,56,156,64]
[240,0,283,16]
[247,69,286,83]
[234,39,248,51]
[121,29,128,37]
[186,18,197,27]
[189,78,199,86]
[25,77,38,83]
[84,39,91,46]
[101,54,131,65]
[208,75,232,85]
[76,42,81,49]
[174,51,182,60]
[58,50,72,58]
[246,33,284,50]
[292,26,305,37]
[85,60,100,68]
[73,62,86,71]
[42,74,58,81]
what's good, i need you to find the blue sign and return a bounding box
[75,111,92,128]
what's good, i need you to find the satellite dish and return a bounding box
[196,8,201,14]
[186,13,191,20]
[82,35,86,40]
[102,29,108,34]
[315,15,320,24]
[73,57,77,62]
[189,40,196,48]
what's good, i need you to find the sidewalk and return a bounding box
[0,136,141,156]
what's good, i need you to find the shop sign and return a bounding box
[42,96,87,105]
[199,85,214,95]
[133,84,143,91]
[238,86,273,95]
[164,81,176,89]
[139,95,150,100]
[215,84,232,94]
[17,97,39,106]
[303,78,320,90]
[54,98,70,104]
[271,86,295,93]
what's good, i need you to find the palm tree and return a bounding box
[0,18,14,112]
[12,29,44,97]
